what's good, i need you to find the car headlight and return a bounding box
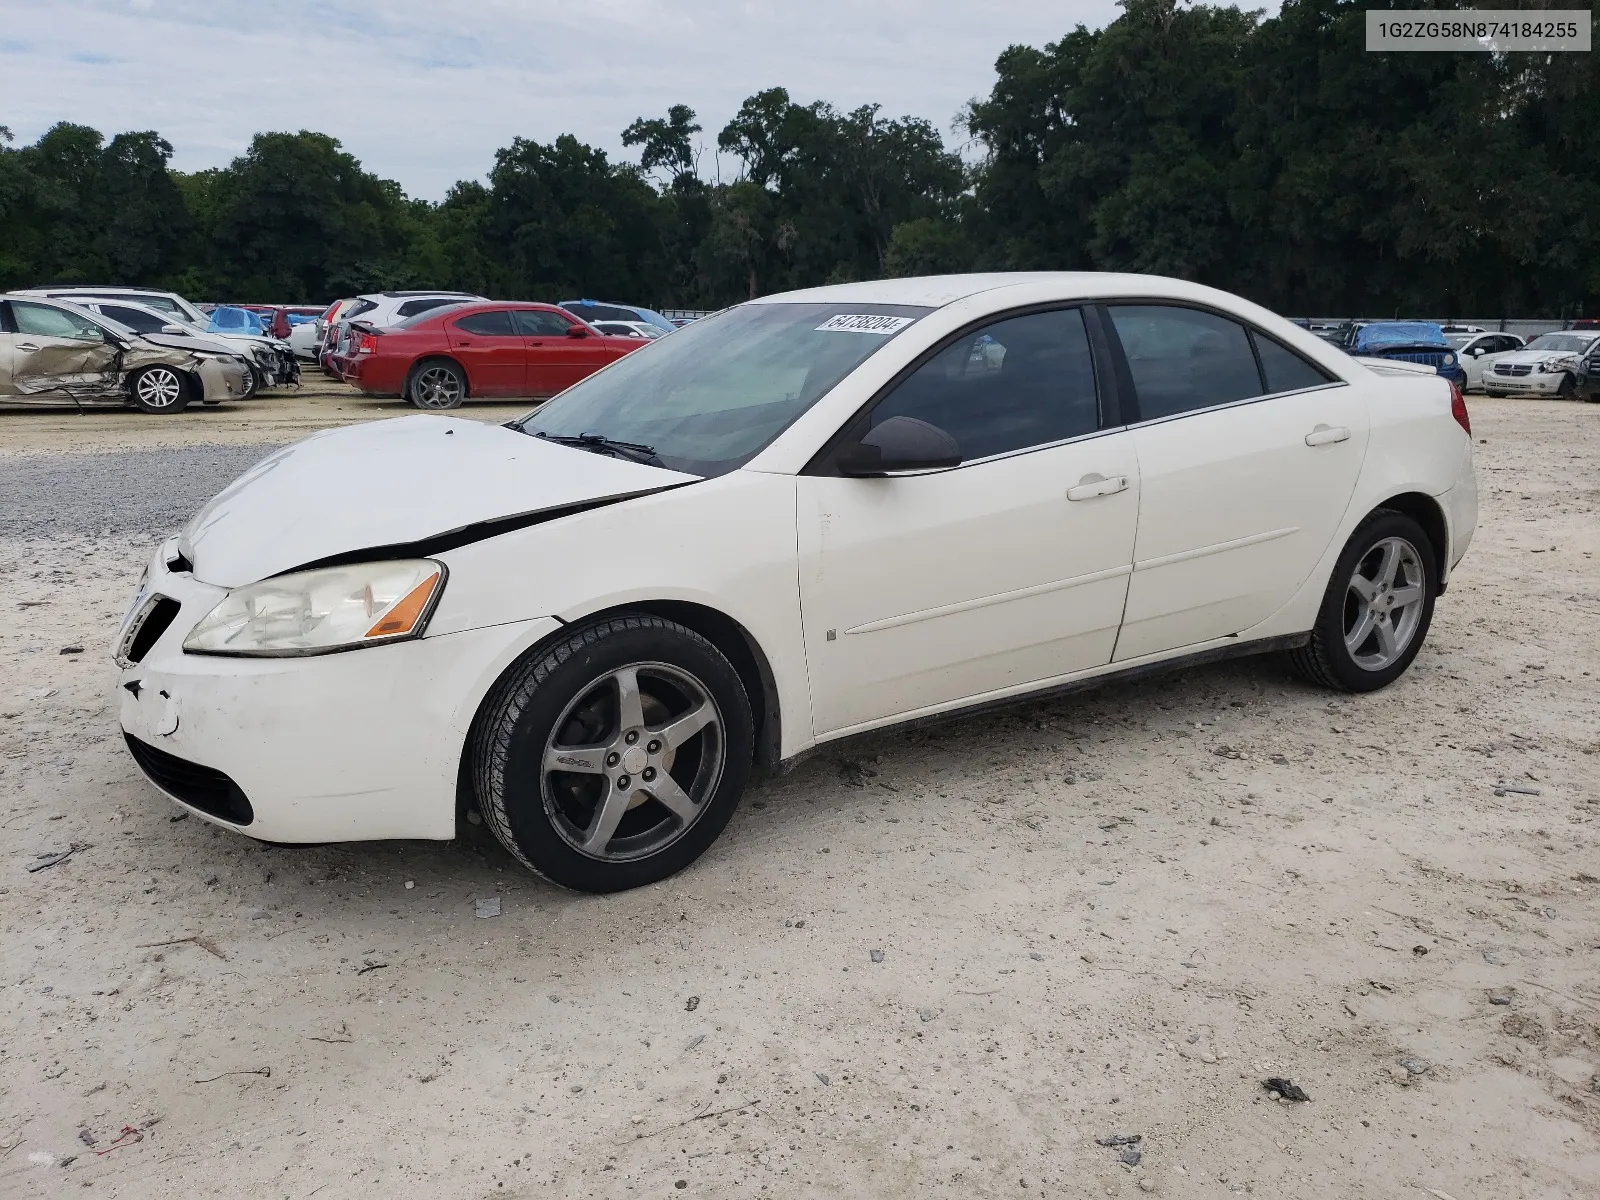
[183,560,446,657]
[1442,353,1455,365]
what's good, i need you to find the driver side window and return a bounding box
[12,301,105,342]
[869,307,1101,462]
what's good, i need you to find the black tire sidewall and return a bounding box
[482,618,753,892]
[408,360,465,409]
[1312,512,1438,692]
[131,366,190,414]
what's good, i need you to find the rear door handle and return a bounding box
[1067,473,1129,501]
[16,343,40,352]
[456,339,473,346]
[1305,424,1351,447]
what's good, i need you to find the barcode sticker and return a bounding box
[815,314,916,335]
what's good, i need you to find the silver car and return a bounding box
[0,294,249,413]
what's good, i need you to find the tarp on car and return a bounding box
[1354,322,1448,351]
[208,306,265,336]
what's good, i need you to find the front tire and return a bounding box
[1557,373,1576,399]
[1287,510,1437,693]
[407,360,466,409]
[472,614,754,892]
[130,365,191,414]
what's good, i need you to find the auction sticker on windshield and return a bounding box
[815,314,917,335]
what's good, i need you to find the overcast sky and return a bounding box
[0,0,1138,200]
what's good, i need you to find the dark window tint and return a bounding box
[102,305,167,333]
[1109,305,1261,420]
[454,310,516,336]
[512,309,574,337]
[396,297,461,318]
[871,308,1099,461]
[0,303,15,334]
[345,299,379,319]
[1253,332,1332,393]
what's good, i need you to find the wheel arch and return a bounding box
[1367,490,1449,589]
[404,354,472,400]
[453,599,784,830]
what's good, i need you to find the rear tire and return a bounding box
[471,614,753,893]
[1287,510,1437,693]
[130,365,191,414]
[407,360,466,409]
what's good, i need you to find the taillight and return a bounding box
[357,333,378,355]
[1449,382,1471,435]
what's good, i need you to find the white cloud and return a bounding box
[0,0,1129,199]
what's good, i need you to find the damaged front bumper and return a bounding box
[114,539,559,843]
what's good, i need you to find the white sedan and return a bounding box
[115,273,1478,892]
[1446,331,1524,392]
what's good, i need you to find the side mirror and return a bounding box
[161,324,187,335]
[836,415,962,476]
[566,325,590,338]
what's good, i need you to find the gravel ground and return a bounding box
[1,396,1597,1199]
[0,444,283,539]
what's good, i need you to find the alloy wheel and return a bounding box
[1342,535,1425,671]
[540,663,725,862]
[414,366,462,408]
[136,367,183,410]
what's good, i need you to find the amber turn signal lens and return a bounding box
[365,571,441,638]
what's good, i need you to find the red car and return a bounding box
[338,301,648,408]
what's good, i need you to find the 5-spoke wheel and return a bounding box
[473,614,753,892]
[541,663,725,862]
[1289,510,1437,692]
[408,361,465,409]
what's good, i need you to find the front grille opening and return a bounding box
[126,596,181,663]
[124,733,254,826]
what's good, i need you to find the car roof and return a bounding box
[23,283,176,294]
[745,271,1256,309]
[368,290,481,299]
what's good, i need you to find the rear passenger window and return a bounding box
[1108,305,1261,420]
[397,298,459,318]
[454,311,515,336]
[513,310,575,337]
[870,308,1099,461]
[1253,332,1332,393]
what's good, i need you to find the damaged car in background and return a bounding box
[15,285,300,390]
[0,294,249,412]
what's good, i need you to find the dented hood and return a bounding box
[180,415,700,587]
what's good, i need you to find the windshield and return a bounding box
[516,302,931,476]
[1444,334,1473,349]
[1523,333,1596,354]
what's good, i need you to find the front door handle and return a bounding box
[1067,473,1129,501]
[456,339,473,346]
[16,343,40,352]
[1305,424,1351,447]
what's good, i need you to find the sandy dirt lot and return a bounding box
[1,391,1597,1199]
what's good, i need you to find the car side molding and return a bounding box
[777,631,1311,775]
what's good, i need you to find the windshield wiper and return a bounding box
[534,431,662,466]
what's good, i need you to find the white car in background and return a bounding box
[1445,331,1524,392]
[115,272,1476,893]
[328,291,485,360]
[588,320,666,340]
[1481,330,1600,398]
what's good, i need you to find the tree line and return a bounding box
[2,0,1595,317]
